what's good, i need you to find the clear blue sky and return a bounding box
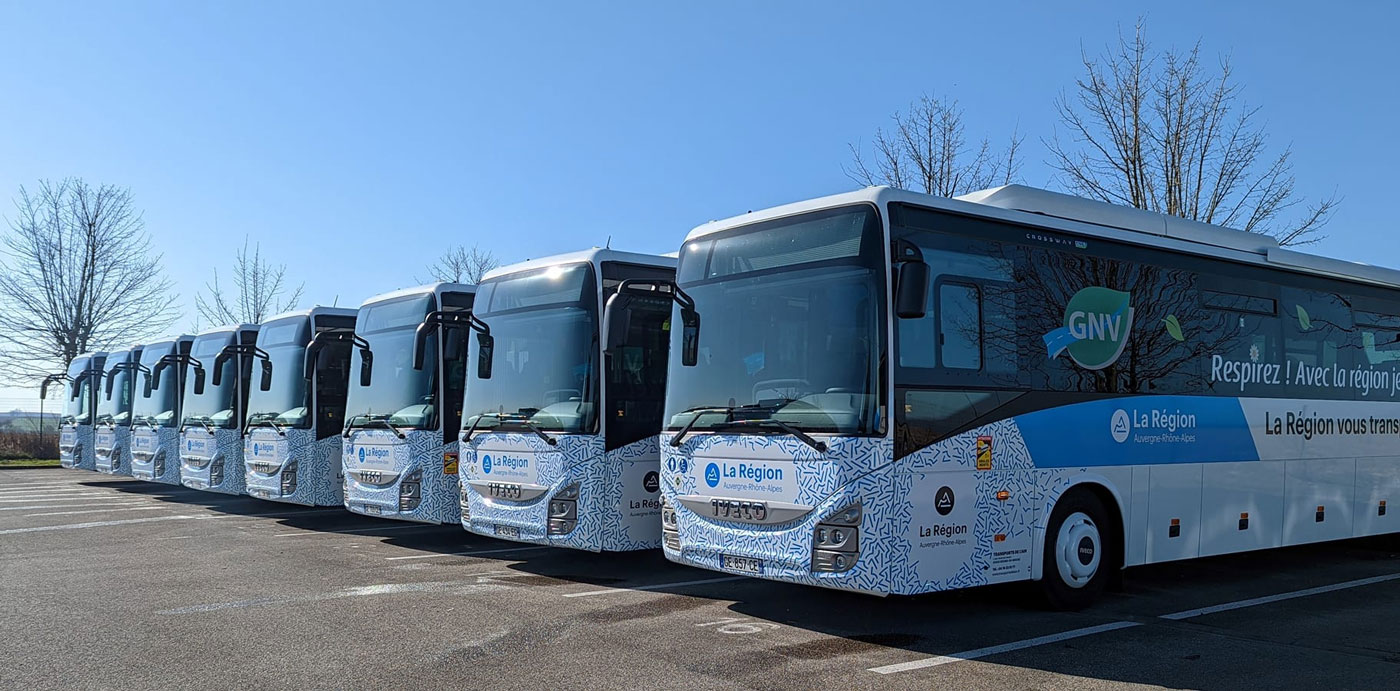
[2,1,1396,408]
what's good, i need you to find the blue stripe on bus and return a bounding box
[1014,395,1260,468]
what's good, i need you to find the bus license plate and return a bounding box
[494,524,520,539]
[721,555,763,575]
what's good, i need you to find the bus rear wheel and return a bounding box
[1040,490,1113,610]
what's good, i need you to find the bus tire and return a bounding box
[1039,489,1113,611]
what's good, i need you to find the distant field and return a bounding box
[0,459,60,468]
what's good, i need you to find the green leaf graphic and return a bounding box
[1162,314,1184,342]
[1296,305,1312,331]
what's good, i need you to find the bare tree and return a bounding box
[0,179,179,382]
[1047,19,1337,245]
[847,94,1023,197]
[424,244,499,285]
[195,237,304,325]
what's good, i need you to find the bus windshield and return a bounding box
[464,263,598,434]
[97,352,135,426]
[246,319,311,429]
[134,343,179,428]
[345,295,437,430]
[663,206,887,436]
[182,333,239,429]
[63,357,92,425]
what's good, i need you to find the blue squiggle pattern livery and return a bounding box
[130,427,182,484]
[244,428,344,506]
[179,428,247,495]
[343,429,460,523]
[59,424,98,471]
[461,434,661,551]
[662,424,1056,596]
[94,426,132,476]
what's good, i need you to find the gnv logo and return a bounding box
[482,454,492,474]
[704,462,720,488]
[1110,409,1131,443]
[1043,286,1134,370]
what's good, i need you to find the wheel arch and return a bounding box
[1030,473,1127,582]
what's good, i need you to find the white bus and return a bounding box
[458,249,675,551]
[130,336,195,484]
[44,352,107,472]
[94,347,144,476]
[174,324,261,494]
[342,283,474,523]
[612,185,1400,608]
[243,307,358,505]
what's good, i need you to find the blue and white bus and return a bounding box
[131,336,194,484]
[459,249,675,551]
[176,324,261,494]
[94,347,143,476]
[45,352,106,471]
[612,185,1400,608]
[342,283,473,523]
[244,307,357,505]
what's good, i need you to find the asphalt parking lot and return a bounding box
[3,468,1398,690]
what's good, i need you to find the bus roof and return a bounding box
[261,306,359,325]
[685,185,1400,291]
[359,282,475,307]
[194,323,259,337]
[481,248,676,283]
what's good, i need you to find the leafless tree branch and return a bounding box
[195,236,305,325]
[0,179,180,383]
[1046,18,1337,245]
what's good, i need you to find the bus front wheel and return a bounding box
[1040,489,1113,610]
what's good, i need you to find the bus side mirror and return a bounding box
[193,367,206,395]
[359,350,373,387]
[143,373,153,398]
[602,293,633,351]
[259,360,273,392]
[40,379,52,400]
[476,332,494,380]
[680,307,699,367]
[211,352,230,387]
[895,261,931,319]
[412,322,433,371]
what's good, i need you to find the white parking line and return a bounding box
[563,576,748,598]
[1160,572,1400,620]
[0,501,147,511]
[869,621,1141,674]
[0,485,91,493]
[272,524,432,537]
[26,506,170,517]
[869,571,1400,675]
[0,514,235,534]
[385,545,552,560]
[0,494,108,503]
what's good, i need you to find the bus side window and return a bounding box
[1200,287,1283,397]
[937,282,981,370]
[1282,288,1353,399]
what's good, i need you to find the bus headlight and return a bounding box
[548,483,579,535]
[459,487,471,520]
[209,458,225,486]
[154,451,165,478]
[661,495,680,550]
[280,461,298,496]
[398,469,422,512]
[811,502,860,573]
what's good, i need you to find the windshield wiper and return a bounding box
[719,418,827,452]
[248,415,287,436]
[460,413,497,444]
[343,414,406,440]
[185,416,215,434]
[138,417,159,432]
[669,406,736,447]
[461,412,558,446]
